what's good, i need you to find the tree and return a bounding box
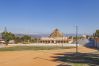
[95,30,99,38]
[21,35,31,44]
[14,36,21,44]
[31,38,40,43]
[68,36,73,39]
[73,36,82,39]
[2,32,15,45]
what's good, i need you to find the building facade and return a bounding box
[40,29,73,44]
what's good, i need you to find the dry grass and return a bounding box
[0,46,97,66]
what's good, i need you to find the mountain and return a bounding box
[0,33,90,38]
[64,34,83,37]
[15,33,49,38]
[14,33,84,38]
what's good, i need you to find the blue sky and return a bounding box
[0,0,99,34]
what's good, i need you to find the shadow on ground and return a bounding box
[51,52,99,66]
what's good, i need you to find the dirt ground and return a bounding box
[0,46,97,66]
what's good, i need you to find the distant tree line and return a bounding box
[1,32,39,45]
[2,29,99,45]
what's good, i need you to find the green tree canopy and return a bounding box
[2,32,15,45]
[14,36,21,44]
[94,30,99,37]
[21,35,31,43]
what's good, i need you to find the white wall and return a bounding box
[8,43,80,47]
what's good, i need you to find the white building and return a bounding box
[40,29,73,44]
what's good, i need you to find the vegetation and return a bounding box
[1,31,42,44]
[21,35,31,44]
[94,30,99,37]
[73,36,83,39]
[14,35,41,44]
[31,38,40,43]
[0,46,72,51]
[14,36,22,44]
[2,32,15,45]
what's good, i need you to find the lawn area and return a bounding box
[0,46,75,51]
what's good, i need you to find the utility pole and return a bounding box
[76,25,78,54]
[4,27,7,32]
